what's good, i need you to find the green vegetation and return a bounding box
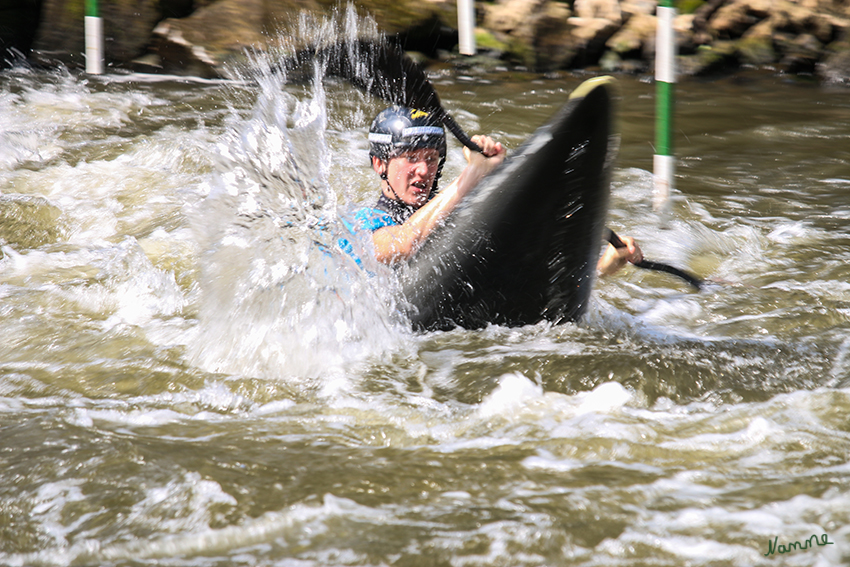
[676,0,705,15]
[474,29,508,53]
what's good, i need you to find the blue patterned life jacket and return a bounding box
[338,195,417,266]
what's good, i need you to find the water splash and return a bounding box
[187,13,406,386]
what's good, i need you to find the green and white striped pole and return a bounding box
[85,0,104,74]
[654,0,676,213]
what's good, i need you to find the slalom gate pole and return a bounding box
[458,0,476,55]
[85,0,104,74]
[654,0,676,213]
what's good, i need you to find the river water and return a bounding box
[1,34,849,567]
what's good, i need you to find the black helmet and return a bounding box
[369,106,447,197]
[368,106,447,162]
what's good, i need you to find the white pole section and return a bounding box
[458,0,476,55]
[654,0,676,213]
[85,0,104,74]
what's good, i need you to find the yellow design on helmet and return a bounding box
[409,109,430,119]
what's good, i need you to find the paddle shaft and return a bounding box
[442,113,483,153]
[604,229,703,289]
[275,40,486,154]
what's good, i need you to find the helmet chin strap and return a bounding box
[379,171,405,203]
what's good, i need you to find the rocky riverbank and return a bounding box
[3,0,850,84]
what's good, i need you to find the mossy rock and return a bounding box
[818,40,850,84]
[676,0,705,15]
[736,35,776,66]
[678,42,739,76]
[310,0,457,37]
[503,35,537,68]
[475,28,509,53]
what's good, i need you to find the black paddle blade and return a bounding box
[275,39,483,153]
[634,259,704,290]
[605,228,703,290]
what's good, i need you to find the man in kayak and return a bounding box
[351,105,642,274]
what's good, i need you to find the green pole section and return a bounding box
[655,0,674,157]
[653,0,676,213]
[655,79,674,157]
[85,0,98,18]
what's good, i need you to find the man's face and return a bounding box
[376,148,441,208]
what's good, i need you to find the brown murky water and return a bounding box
[0,43,848,567]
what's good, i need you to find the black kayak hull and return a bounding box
[399,76,618,331]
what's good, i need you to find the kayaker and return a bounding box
[351,105,642,274]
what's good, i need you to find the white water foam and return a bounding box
[184,29,410,387]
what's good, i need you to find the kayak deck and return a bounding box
[399,77,618,331]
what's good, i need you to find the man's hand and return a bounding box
[462,135,506,182]
[598,235,643,277]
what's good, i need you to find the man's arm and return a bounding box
[597,235,642,276]
[372,136,506,264]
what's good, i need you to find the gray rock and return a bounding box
[13,0,850,86]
